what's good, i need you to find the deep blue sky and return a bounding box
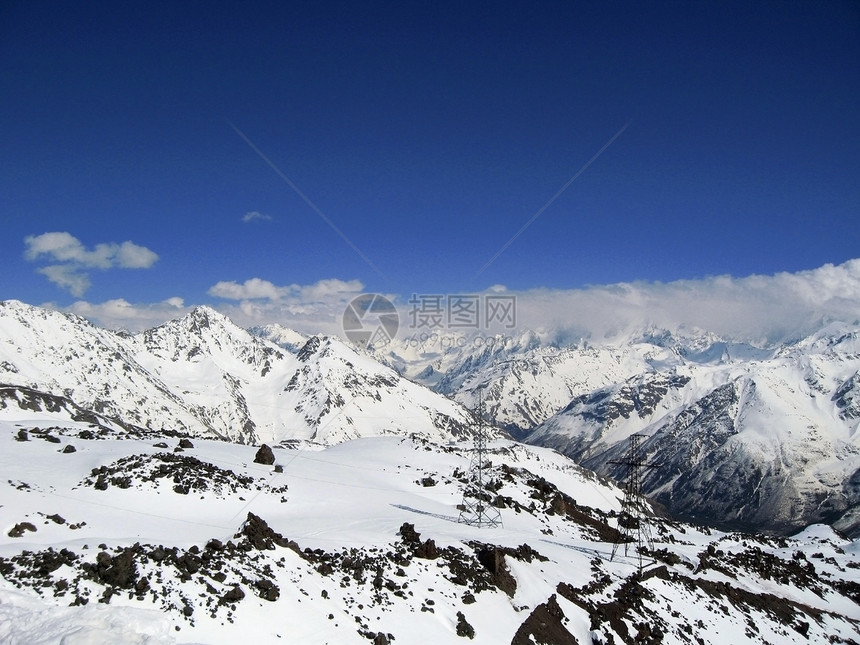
[2,1,858,320]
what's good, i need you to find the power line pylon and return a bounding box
[610,433,659,573]
[457,394,502,528]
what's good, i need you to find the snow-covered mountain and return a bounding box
[377,329,667,437]
[1,413,857,644]
[359,321,860,537]
[420,323,860,537]
[0,301,477,446]
[5,298,860,539]
[1,300,858,643]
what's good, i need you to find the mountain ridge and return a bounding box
[0,300,481,447]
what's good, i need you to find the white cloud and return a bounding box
[505,259,860,344]
[206,277,367,335]
[43,260,860,345]
[299,278,365,302]
[24,232,159,295]
[208,277,363,304]
[241,211,272,223]
[115,241,159,268]
[63,298,192,332]
[37,265,91,298]
[208,278,289,301]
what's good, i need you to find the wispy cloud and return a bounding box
[209,277,288,300]
[45,260,860,345]
[208,277,363,303]
[24,232,159,296]
[64,297,188,331]
[241,211,272,223]
[504,259,860,345]
[207,277,367,335]
[36,265,91,297]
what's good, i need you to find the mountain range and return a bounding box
[2,298,860,540]
[1,299,859,643]
[377,323,860,537]
[0,300,476,447]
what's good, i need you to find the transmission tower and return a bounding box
[610,433,659,573]
[457,394,502,528]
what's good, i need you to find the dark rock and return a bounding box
[61,444,77,453]
[178,438,194,449]
[511,595,577,645]
[237,512,290,550]
[206,538,224,551]
[414,538,439,560]
[99,549,137,588]
[477,547,517,597]
[8,522,37,538]
[254,444,276,465]
[456,611,475,639]
[255,578,280,601]
[15,429,28,442]
[399,522,421,545]
[176,552,201,574]
[220,585,245,604]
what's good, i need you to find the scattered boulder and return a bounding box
[61,444,77,453]
[220,584,245,605]
[477,547,517,597]
[237,512,290,550]
[255,578,280,601]
[15,429,28,442]
[8,522,37,538]
[178,438,194,449]
[254,444,275,465]
[511,595,578,645]
[399,522,421,545]
[98,549,138,588]
[414,538,439,560]
[456,611,475,639]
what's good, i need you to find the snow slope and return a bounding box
[0,411,858,644]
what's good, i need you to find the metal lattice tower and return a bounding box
[457,395,502,528]
[610,433,659,573]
